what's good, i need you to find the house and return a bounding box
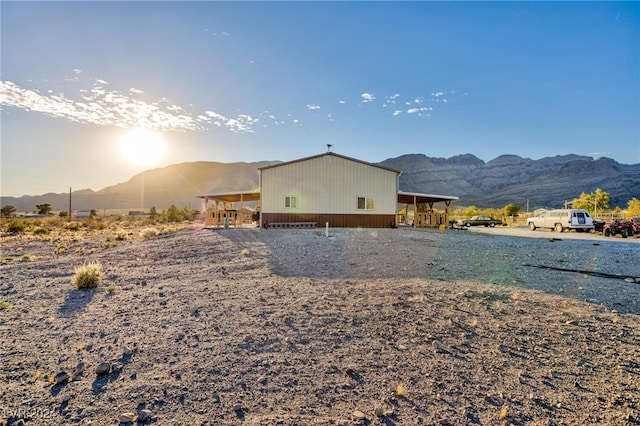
[199,152,458,228]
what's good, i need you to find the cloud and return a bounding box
[0,80,259,134]
[361,93,375,103]
[1,76,467,135]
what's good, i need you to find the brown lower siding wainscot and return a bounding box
[261,213,396,229]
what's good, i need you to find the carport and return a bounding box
[198,191,260,227]
[397,191,459,228]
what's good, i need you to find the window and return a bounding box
[284,196,296,208]
[357,197,374,210]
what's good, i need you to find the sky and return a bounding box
[1,1,639,197]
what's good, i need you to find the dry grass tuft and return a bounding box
[500,404,509,420]
[407,294,425,303]
[140,227,160,239]
[72,262,102,289]
[395,383,407,397]
[510,291,525,302]
[0,299,11,310]
[241,248,250,257]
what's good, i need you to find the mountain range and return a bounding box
[2,154,639,213]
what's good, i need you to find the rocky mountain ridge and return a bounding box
[2,154,638,212]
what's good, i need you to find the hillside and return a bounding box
[2,154,639,212]
[380,154,640,209]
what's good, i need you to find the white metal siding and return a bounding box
[261,155,398,214]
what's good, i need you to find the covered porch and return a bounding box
[197,191,260,227]
[397,191,459,228]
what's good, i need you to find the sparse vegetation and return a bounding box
[102,238,117,248]
[105,285,117,294]
[6,219,28,234]
[32,226,50,235]
[140,227,160,238]
[72,262,103,289]
[395,383,407,397]
[0,299,11,310]
[65,222,81,231]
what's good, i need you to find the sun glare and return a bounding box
[117,128,168,166]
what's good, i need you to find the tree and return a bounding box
[181,205,199,221]
[35,203,52,216]
[463,205,481,217]
[572,188,609,215]
[504,203,520,217]
[166,204,183,222]
[627,198,640,219]
[149,206,158,220]
[59,211,68,218]
[1,205,17,218]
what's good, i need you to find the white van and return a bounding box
[527,209,594,233]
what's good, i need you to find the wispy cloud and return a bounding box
[361,93,375,103]
[1,76,467,134]
[0,80,256,134]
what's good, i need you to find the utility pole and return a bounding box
[68,187,72,222]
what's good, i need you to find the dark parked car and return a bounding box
[456,215,502,227]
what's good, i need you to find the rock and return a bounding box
[137,409,152,423]
[54,371,70,384]
[95,362,111,375]
[257,376,267,385]
[374,406,385,417]
[352,410,366,420]
[233,403,242,412]
[118,412,136,422]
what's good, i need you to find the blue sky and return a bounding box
[1,1,638,196]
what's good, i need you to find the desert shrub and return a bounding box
[102,236,117,248]
[140,227,159,239]
[6,219,27,234]
[32,227,50,235]
[105,285,117,294]
[0,299,10,310]
[65,222,81,231]
[115,231,128,241]
[72,262,102,289]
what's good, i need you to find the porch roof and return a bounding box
[397,191,458,205]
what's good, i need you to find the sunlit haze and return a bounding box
[117,128,168,167]
[1,2,638,196]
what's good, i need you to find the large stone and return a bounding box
[95,362,111,375]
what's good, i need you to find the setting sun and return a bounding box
[117,128,167,166]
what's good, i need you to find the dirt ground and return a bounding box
[1,225,639,425]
